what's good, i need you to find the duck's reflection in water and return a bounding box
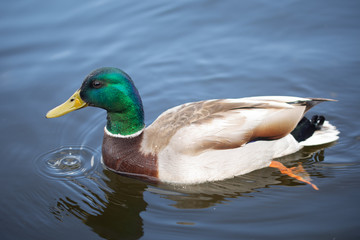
[50,143,335,238]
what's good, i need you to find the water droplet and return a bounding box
[35,146,100,180]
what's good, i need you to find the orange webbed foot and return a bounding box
[269,160,319,190]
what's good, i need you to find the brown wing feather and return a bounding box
[143,99,290,153]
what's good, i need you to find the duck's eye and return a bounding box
[92,80,103,89]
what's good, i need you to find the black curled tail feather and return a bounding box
[291,115,326,142]
[311,115,325,130]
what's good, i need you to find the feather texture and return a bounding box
[137,96,337,183]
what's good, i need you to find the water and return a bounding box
[35,146,99,180]
[1,0,360,239]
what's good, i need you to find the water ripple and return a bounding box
[36,146,100,180]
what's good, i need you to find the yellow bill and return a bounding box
[46,90,88,118]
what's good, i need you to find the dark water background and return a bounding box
[1,0,360,239]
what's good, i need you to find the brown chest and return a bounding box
[102,132,158,179]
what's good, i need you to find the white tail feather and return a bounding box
[300,121,340,146]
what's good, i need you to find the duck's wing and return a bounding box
[143,96,333,155]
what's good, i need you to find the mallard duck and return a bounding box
[46,67,339,189]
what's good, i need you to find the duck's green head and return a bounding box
[46,67,145,136]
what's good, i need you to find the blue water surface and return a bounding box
[1,0,360,239]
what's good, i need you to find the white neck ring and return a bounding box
[104,126,144,139]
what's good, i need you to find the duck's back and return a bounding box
[139,96,338,184]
